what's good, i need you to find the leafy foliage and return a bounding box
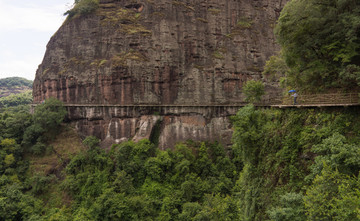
[0,184,44,220]
[0,85,359,221]
[232,105,360,220]
[262,53,289,87]
[242,80,265,103]
[0,107,32,142]
[0,98,67,220]
[64,0,99,18]
[304,165,360,220]
[309,133,360,178]
[267,192,306,221]
[22,98,67,149]
[275,0,360,91]
[0,91,32,108]
[58,139,241,220]
[0,77,32,88]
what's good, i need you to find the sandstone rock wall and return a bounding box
[66,105,237,148]
[33,0,288,148]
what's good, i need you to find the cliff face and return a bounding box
[33,0,287,148]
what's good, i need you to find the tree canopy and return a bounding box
[0,91,32,108]
[243,80,265,103]
[275,0,360,91]
[0,77,32,88]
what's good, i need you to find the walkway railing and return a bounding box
[33,93,360,108]
[274,93,359,106]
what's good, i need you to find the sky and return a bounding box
[0,0,73,80]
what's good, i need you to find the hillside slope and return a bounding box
[0,77,32,98]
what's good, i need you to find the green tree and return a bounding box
[88,188,131,220]
[304,164,360,220]
[22,98,66,147]
[44,207,72,221]
[0,91,32,108]
[0,138,26,180]
[267,192,306,221]
[194,142,216,178]
[262,53,289,83]
[243,80,265,103]
[178,202,202,220]
[2,109,32,142]
[275,0,360,90]
[231,105,267,165]
[83,136,100,149]
[193,194,239,221]
[309,133,360,179]
[0,184,44,220]
[32,98,67,133]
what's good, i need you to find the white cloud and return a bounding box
[0,0,72,80]
[0,1,68,32]
[0,57,42,80]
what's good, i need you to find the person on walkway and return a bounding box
[291,92,298,105]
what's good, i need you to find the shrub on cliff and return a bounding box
[32,98,66,135]
[64,0,99,18]
[243,80,265,103]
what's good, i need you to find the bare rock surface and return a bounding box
[34,0,288,148]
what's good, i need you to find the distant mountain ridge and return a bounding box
[0,77,33,98]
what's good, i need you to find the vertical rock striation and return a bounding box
[33,0,288,148]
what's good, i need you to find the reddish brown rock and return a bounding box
[34,0,288,148]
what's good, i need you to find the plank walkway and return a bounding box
[266,93,359,108]
[270,103,359,108]
[34,93,360,108]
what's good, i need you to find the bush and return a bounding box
[0,184,44,220]
[29,174,55,195]
[304,164,360,220]
[22,124,44,147]
[30,142,46,155]
[262,54,289,84]
[32,98,66,131]
[22,98,66,149]
[82,136,100,149]
[243,80,265,103]
[64,0,99,18]
[267,192,306,221]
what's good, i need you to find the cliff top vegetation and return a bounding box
[64,0,99,18]
[268,0,360,93]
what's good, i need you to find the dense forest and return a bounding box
[1,99,360,220]
[0,77,33,89]
[269,0,360,92]
[1,0,360,220]
[0,77,33,107]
